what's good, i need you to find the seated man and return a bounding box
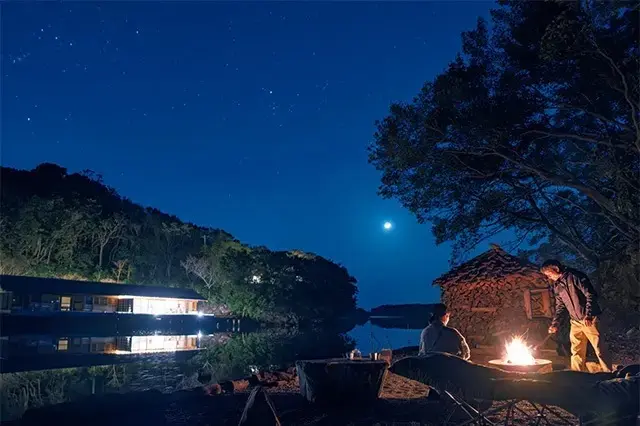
[419,303,471,360]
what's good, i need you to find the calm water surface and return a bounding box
[0,317,421,421]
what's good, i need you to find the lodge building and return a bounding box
[0,275,206,316]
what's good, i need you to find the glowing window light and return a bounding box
[130,297,196,315]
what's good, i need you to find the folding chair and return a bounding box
[440,390,576,426]
[578,372,640,426]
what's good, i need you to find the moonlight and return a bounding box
[383,221,392,230]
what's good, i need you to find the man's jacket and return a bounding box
[551,268,602,328]
[419,321,471,360]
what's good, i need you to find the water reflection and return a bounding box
[348,320,423,354]
[0,332,228,374]
[0,327,355,421]
[7,334,201,356]
[191,329,356,383]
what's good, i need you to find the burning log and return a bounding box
[488,336,552,373]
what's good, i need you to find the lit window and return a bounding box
[58,339,68,351]
[132,297,190,315]
[60,296,71,311]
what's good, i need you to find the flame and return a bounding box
[504,336,535,365]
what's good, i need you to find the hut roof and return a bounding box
[433,244,548,288]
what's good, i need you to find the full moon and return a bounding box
[383,221,393,230]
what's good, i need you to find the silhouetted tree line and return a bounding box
[0,163,358,323]
[369,1,639,320]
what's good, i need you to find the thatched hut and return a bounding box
[433,244,554,346]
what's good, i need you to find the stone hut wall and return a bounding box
[434,245,553,348]
[441,274,550,347]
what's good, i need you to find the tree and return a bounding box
[112,259,129,283]
[181,255,218,289]
[0,164,361,322]
[369,1,639,267]
[181,232,247,291]
[92,213,128,269]
[159,221,192,281]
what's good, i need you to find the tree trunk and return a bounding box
[99,243,105,269]
[296,359,387,407]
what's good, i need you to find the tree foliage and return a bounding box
[0,163,358,322]
[368,0,639,315]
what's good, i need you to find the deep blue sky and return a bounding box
[2,2,497,309]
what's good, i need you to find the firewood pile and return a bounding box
[433,244,552,345]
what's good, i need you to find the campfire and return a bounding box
[504,336,535,365]
[488,336,552,373]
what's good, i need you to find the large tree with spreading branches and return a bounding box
[369,1,639,313]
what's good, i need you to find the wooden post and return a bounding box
[523,289,532,320]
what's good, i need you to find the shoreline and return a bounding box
[11,335,639,425]
[15,366,581,426]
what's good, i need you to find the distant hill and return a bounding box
[370,303,437,318]
[367,304,437,330]
[0,163,358,323]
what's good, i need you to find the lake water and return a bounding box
[348,322,421,353]
[0,317,423,421]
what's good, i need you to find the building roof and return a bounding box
[0,275,206,300]
[432,244,548,288]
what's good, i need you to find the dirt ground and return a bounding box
[256,371,579,425]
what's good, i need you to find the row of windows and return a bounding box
[43,294,117,311]
[46,295,115,304]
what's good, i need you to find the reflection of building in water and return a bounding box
[0,275,205,316]
[0,289,11,313]
[53,335,200,354]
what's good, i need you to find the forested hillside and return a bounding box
[0,163,358,323]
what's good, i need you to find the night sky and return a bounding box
[2,2,496,309]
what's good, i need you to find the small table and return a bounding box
[296,358,388,406]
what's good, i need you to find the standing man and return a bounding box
[541,260,612,372]
[419,303,471,360]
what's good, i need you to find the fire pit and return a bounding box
[488,336,553,373]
